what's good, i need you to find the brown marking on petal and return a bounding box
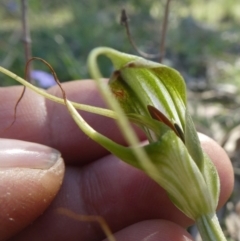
[108,70,121,84]
[127,62,136,68]
[113,70,120,76]
[112,89,125,99]
[148,105,175,129]
[174,123,185,143]
[147,105,184,142]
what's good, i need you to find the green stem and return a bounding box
[196,213,227,241]
[0,66,116,118]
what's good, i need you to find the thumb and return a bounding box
[0,139,65,241]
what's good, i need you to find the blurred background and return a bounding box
[1,0,240,239]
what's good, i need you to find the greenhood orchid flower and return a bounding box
[0,47,227,241]
[86,47,219,218]
[86,47,225,241]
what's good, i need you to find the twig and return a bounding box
[120,9,160,59]
[159,0,171,62]
[6,0,32,129]
[21,0,33,82]
[121,0,171,63]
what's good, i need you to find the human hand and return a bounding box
[0,80,234,241]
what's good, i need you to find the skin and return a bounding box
[0,80,234,241]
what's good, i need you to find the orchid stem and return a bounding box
[0,66,116,119]
[196,213,227,241]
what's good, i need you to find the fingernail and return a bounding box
[0,139,61,169]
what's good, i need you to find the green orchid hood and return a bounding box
[85,47,220,220]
